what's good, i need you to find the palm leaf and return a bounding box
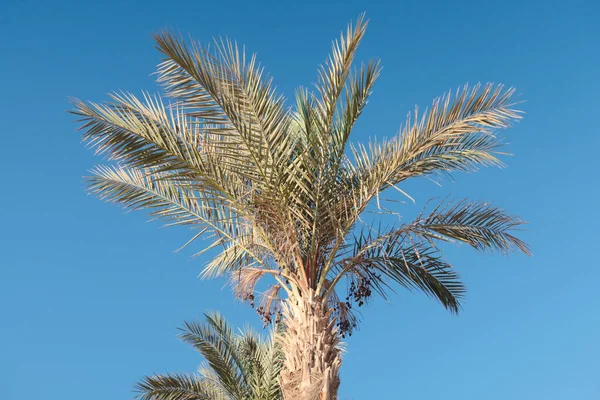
[410,198,531,254]
[136,312,283,400]
[179,318,246,399]
[135,373,219,400]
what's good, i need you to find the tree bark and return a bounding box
[279,289,342,400]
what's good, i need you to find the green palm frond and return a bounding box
[88,165,205,227]
[348,83,520,211]
[313,14,368,141]
[357,84,519,192]
[86,165,268,266]
[409,198,531,254]
[179,318,247,399]
[72,93,205,180]
[136,312,283,400]
[329,60,381,168]
[323,197,527,315]
[327,226,465,314]
[135,373,220,400]
[154,31,294,191]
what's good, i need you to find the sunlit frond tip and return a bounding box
[412,198,531,256]
[352,83,524,195]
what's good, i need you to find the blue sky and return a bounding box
[1,0,599,398]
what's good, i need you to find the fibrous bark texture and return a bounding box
[279,290,342,400]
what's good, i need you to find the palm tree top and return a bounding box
[72,14,529,337]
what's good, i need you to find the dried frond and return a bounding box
[229,267,269,302]
[257,284,283,326]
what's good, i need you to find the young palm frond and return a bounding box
[74,14,529,399]
[135,312,283,400]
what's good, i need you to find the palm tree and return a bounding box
[72,14,530,400]
[136,312,283,400]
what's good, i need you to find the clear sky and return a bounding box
[1,0,599,399]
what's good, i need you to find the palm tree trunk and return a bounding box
[279,289,342,400]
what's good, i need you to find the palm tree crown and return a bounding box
[73,14,529,399]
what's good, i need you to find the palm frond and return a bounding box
[136,312,283,400]
[350,83,521,201]
[315,84,523,279]
[154,32,295,191]
[228,267,269,301]
[71,93,206,181]
[313,14,368,142]
[329,60,381,166]
[179,317,246,399]
[331,229,465,314]
[87,165,271,267]
[135,373,219,400]
[88,165,205,226]
[410,198,531,255]
[324,197,529,317]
